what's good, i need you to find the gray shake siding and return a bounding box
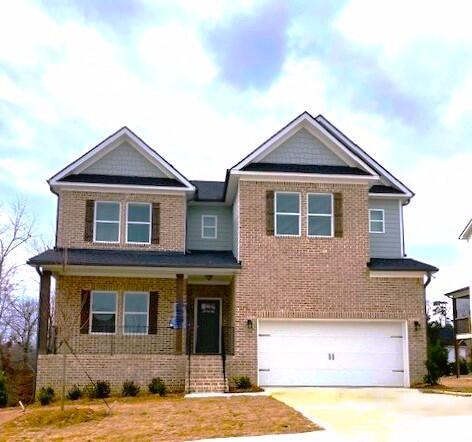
[261,128,347,166]
[369,198,403,258]
[187,205,233,251]
[83,142,167,177]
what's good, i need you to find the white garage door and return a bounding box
[258,320,407,387]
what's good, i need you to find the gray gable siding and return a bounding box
[369,198,403,258]
[187,205,233,251]
[260,128,348,166]
[83,142,167,177]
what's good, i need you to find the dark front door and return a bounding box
[195,299,221,354]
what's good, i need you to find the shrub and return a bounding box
[38,386,55,406]
[0,371,8,407]
[233,376,252,390]
[67,384,82,401]
[122,380,140,397]
[148,377,166,396]
[85,381,111,399]
[459,358,470,375]
[424,341,448,385]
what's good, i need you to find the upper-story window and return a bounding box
[90,291,117,334]
[94,202,120,243]
[201,215,217,239]
[275,192,300,236]
[369,209,385,233]
[123,292,149,335]
[127,203,152,244]
[307,193,333,237]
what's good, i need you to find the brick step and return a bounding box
[185,355,228,393]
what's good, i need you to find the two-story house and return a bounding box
[29,112,438,393]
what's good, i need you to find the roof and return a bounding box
[459,218,472,240]
[241,163,370,176]
[444,287,470,298]
[191,180,226,201]
[368,258,438,272]
[60,174,185,187]
[369,185,403,194]
[28,248,240,269]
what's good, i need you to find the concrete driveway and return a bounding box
[270,388,472,442]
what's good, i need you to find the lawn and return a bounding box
[0,395,320,441]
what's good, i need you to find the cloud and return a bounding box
[204,1,289,90]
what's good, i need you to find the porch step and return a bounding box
[185,355,228,393]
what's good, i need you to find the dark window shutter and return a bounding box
[148,292,159,334]
[266,190,274,236]
[151,203,160,244]
[84,200,95,242]
[80,290,91,334]
[334,193,343,238]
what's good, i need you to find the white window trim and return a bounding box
[126,202,152,244]
[123,291,150,335]
[201,215,218,239]
[307,193,334,238]
[89,291,118,335]
[93,201,121,244]
[274,191,301,237]
[369,208,385,234]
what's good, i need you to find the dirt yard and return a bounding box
[0,395,320,441]
[438,374,472,393]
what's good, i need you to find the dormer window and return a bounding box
[201,215,217,239]
[127,203,152,244]
[94,201,120,243]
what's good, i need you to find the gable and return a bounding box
[82,141,167,178]
[260,128,348,166]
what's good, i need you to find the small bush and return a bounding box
[233,376,252,390]
[424,341,448,385]
[148,377,166,396]
[459,358,470,375]
[85,381,111,399]
[0,371,8,407]
[122,380,140,397]
[67,384,82,401]
[38,386,55,406]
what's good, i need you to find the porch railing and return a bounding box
[49,326,178,355]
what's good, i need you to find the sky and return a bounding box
[0,0,471,308]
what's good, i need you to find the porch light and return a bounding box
[414,320,421,331]
[247,319,253,330]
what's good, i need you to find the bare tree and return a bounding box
[7,297,38,361]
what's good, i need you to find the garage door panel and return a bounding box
[257,320,406,387]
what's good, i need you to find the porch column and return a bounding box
[37,270,51,355]
[175,273,187,353]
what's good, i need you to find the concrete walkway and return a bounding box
[270,387,472,442]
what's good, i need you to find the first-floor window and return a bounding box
[275,192,300,236]
[369,209,385,233]
[91,291,117,333]
[124,292,149,334]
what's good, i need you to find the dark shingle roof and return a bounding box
[191,180,226,201]
[369,185,403,194]
[368,258,438,272]
[28,248,240,269]
[59,174,185,187]
[242,163,370,175]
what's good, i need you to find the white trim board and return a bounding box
[49,127,195,191]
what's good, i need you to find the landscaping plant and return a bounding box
[424,341,448,385]
[148,377,166,396]
[85,381,111,399]
[233,376,252,390]
[67,384,82,401]
[0,371,8,407]
[38,386,55,405]
[122,380,140,397]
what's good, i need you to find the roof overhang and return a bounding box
[369,271,428,278]
[51,182,193,196]
[444,286,470,299]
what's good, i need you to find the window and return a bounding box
[90,291,117,333]
[275,192,300,236]
[127,203,151,243]
[201,215,217,239]
[94,201,120,243]
[307,193,333,237]
[124,292,149,334]
[369,209,385,233]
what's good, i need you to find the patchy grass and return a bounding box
[0,395,320,441]
[420,374,472,395]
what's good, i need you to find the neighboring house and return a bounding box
[437,326,470,363]
[28,112,438,393]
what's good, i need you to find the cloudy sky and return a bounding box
[1,0,470,305]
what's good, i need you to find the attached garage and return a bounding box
[257,320,408,387]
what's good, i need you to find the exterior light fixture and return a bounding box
[246,319,253,330]
[414,321,421,331]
